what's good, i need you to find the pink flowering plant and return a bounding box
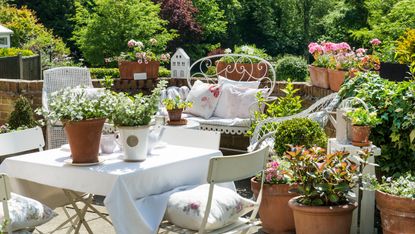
[114,38,170,64]
[254,156,291,185]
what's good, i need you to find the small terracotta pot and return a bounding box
[328,69,346,92]
[216,61,268,81]
[351,125,371,146]
[64,118,106,163]
[167,109,183,122]
[376,190,415,234]
[251,178,297,234]
[288,196,357,234]
[308,65,329,89]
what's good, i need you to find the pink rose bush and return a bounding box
[112,38,170,64]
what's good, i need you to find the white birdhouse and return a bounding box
[171,48,190,79]
[0,24,13,48]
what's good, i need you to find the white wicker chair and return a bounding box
[186,54,276,136]
[42,67,93,149]
[249,92,340,152]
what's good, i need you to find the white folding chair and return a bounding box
[160,146,269,234]
[160,127,221,150]
[42,67,93,149]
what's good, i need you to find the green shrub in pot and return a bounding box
[275,55,308,81]
[273,118,327,156]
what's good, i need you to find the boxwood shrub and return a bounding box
[273,117,328,155]
[275,55,308,81]
[0,48,34,57]
[90,68,120,79]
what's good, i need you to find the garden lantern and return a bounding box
[171,48,190,79]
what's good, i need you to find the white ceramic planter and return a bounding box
[118,125,149,161]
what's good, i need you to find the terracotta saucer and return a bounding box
[167,119,187,126]
[351,141,371,147]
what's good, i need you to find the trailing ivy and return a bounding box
[338,72,415,176]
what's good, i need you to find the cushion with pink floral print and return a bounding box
[166,184,255,231]
[184,80,221,119]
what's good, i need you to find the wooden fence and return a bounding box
[0,54,42,80]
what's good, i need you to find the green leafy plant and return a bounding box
[221,45,270,63]
[247,80,302,137]
[0,48,34,57]
[275,55,308,81]
[162,96,192,111]
[395,29,415,66]
[365,173,415,199]
[90,68,120,79]
[284,146,360,206]
[345,108,381,126]
[338,72,415,176]
[111,80,167,126]
[7,96,37,130]
[158,66,171,77]
[37,87,116,123]
[100,75,114,90]
[273,118,327,156]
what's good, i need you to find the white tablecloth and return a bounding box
[0,144,232,234]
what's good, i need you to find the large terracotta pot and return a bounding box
[251,178,297,234]
[64,118,106,163]
[308,65,329,89]
[216,61,268,81]
[328,69,346,92]
[167,108,183,122]
[350,125,371,146]
[288,196,357,234]
[376,190,415,234]
[119,61,160,80]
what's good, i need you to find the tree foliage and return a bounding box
[72,0,177,66]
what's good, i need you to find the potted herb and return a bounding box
[38,87,115,163]
[250,157,297,233]
[110,80,167,161]
[308,42,330,89]
[345,108,381,147]
[162,96,192,123]
[365,173,415,234]
[217,45,270,81]
[285,146,359,234]
[116,38,170,80]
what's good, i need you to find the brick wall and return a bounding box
[0,78,333,125]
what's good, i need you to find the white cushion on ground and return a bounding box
[184,80,222,119]
[218,76,260,89]
[0,193,56,231]
[166,184,255,231]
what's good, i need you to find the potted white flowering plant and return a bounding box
[110,80,167,161]
[216,45,271,81]
[37,87,116,163]
[117,38,170,80]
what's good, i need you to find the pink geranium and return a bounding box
[337,42,351,51]
[322,42,337,53]
[370,38,381,46]
[356,48,366,57]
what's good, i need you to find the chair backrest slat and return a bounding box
[207,146,269,183]
[160,128,221,150]
[0,126,45,156]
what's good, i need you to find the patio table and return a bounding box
[0,143,230,234]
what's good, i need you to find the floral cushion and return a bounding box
[0,193,56,231]
[166,184,255,231]
[184,80,222,119]
[218,76,260,89]
[214,84,267,119]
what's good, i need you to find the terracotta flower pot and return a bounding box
[167,109,183,122]
[119,61,160,80]
[288,196,357,234]
[64,118,106,163]
[308,65,329,89]
[350,125,371,146]
[328,69,346,92]
[216,61,268,81]
[251,178,297,234]
[376,190,415,234]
